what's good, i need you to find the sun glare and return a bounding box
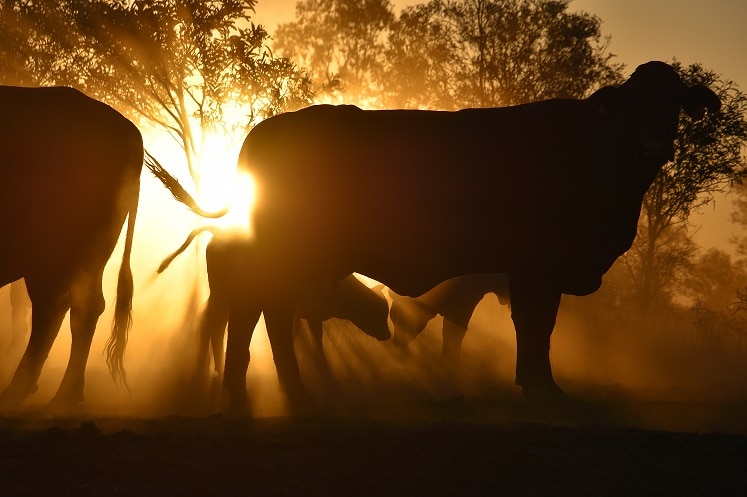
[201,168,257,235]
[143,133,256,236]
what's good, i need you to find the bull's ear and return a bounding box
[585,86,622,117]
[683,84,721,120]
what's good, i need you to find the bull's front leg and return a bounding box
[509,274,565,403]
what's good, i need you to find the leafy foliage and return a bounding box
[274,0,395,104]
[273,0,622,109]
[0,0,314,184]
[622,62,747,315]
[380,0,623,109]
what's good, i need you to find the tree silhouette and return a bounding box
[621,61,747,315]
[381,0,623,109]
[274,0,395,105]
[685,248,747,310]
[0,0,313,187]
[0,1,66,86]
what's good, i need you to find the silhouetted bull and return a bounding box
[216,61,720,411]
[0,86,218,411]
[158,227,390,391]
[390,273,509,370]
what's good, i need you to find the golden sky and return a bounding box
[255,1,746,85]
[255,0,746,94]
[571,0,747,253]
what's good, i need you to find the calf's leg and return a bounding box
[440,287,484,370]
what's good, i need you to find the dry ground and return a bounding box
[1,396,747,497]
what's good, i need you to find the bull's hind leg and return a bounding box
[0,286,69,410]
[509,274,565,403]
[49,271,106,411]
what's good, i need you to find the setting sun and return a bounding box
[199,167,257,235]
[141,133,257,237]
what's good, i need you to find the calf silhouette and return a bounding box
[390,274,509,369]
[159,227,390,396]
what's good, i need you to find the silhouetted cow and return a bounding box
[0,86,216,411]
[158,227,391,390]
[4,279,31,363]
[217,61,720,411]
[390,273,509,370]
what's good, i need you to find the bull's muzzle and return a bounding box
[642,140,675,163]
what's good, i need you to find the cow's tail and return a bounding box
[157,225,218,274]
[143,149,229,219]
[106,168,140,391]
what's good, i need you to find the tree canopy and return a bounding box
[381,0,623,109]
[274,0,623,109]
[274,0,395,104]
[0,0,313,186]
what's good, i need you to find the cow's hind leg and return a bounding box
[0,287,69,410]
[223,302,261,416]
[266,301,316,415]
[6,279,31,364]
[49,271,106,412]
[195,296,228,380]
[509,274,565,403]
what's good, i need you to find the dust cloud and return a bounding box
[2,171,747,428]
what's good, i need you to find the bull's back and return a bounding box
[240,103,643,294]
[0,86,142,282]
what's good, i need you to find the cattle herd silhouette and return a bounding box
[0,62,722,415]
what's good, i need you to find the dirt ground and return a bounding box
[3,290,747,496]
[1,396,747,497]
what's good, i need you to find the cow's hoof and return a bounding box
[521,383,568,406]
[222,390,251,418]
[286,389,318,417]
[0,384,31,412]
[48,391,86,415]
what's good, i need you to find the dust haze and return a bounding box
[2,168,747,427]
